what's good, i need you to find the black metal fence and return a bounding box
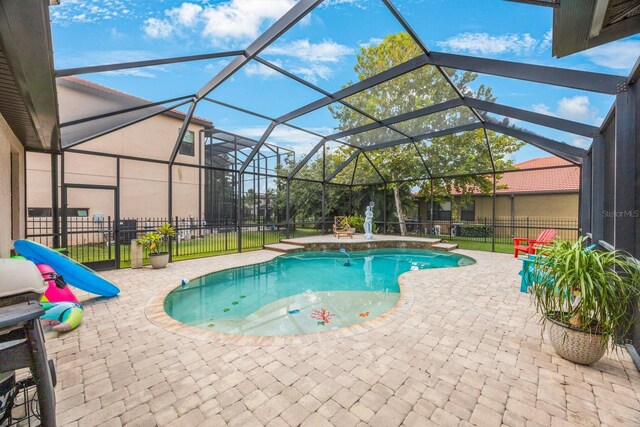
[383,216,579,246]
[430,217,577,242]
[25,216,315,269]
[282,216,578,246]
[25,215,578,268]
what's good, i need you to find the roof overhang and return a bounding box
[0,0,60,152]
[552,0,640,57]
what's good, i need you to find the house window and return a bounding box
[431,201,452,221]
[460,201,475,221]
[28,208,89,217]
[179,130,195,156]
[28,208,51,217]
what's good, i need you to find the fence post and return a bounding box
[285,179,290,239]
[492,173,496,253]
[107,215,112,261]
[526,217,530,239]
[175,216,179,259]
[484,217,487,244]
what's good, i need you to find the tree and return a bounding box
[329,32,523,235]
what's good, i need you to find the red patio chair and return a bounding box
[513,229,556,258]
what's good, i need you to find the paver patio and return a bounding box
[46,248,640,426]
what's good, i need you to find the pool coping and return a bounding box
[144,251,471,345]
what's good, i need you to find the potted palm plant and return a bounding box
[138,223,175,269]
[346,214,364,234]
[531,237,640,365]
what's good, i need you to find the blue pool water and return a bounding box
[164,248,474,336]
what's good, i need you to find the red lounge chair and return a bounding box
[513,229,556,258]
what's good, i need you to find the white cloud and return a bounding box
[532,95,599,124]
[167,3,202,27]
[139,2,352,83]
[266,39,354,63]
[571,137,590,148]
[103,69,157,78]
[557,96,592,122]
[360,37,383,48]
[72,13,89,23]
[143,17,174,39]
[51,0,134,25]
[539,29,552,51]
[532,103,553,116]
[200,0,294,46]
[581,40,640,71]
[437,32,539,55]
[244,61,283,78]
[290,64,333,84]
[260,40,353,83]
[141,0,295,46]
[233,125,333,151]
[321,0,367,8]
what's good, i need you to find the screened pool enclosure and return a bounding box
[28,0,637,272]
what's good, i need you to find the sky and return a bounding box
[50,0,640,163]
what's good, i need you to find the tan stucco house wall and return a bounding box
[0,114,26,258]
[473,193,578,219]
[27,80,210,221]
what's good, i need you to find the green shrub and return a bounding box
[460,224,493,238]
[346,214,365,233]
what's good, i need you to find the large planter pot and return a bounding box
[547,315,607,365]
[149,253,170,269]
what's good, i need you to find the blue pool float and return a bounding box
[14,240,120,297]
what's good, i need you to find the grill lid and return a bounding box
[0,259,46,298]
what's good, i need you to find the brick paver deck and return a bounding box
[47,249,640,426]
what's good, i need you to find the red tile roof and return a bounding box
[496,157,579,194]
[61,76,213,126]
[452,157,579,195]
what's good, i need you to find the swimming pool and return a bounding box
[164,248,474,336]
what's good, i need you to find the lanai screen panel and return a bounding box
[259,0,426,94]
[212,59,326,118]
[418,129,494,178]
[287,101,375,135]
[360,143,428,182]
[392,106,479,138]
[342,65,459,121]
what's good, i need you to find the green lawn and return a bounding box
[65,227,320,267]
[64,228,511,268]
[449,240,513,254]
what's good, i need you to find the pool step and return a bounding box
[278,239,306,247]
[431,242,458,252]
[264,243,305,254]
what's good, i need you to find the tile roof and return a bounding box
[61,76,212,126]
[496,157,579,194]
[452,156,579,195]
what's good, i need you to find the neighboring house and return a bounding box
[27,77,213,225]
[418,156,579,223]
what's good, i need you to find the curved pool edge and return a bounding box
[144,248,477,345]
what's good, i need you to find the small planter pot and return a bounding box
[149,253,170,269]
[547,315,607,365]
[348,227,356,234]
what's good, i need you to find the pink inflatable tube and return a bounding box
[37,264,79,303]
